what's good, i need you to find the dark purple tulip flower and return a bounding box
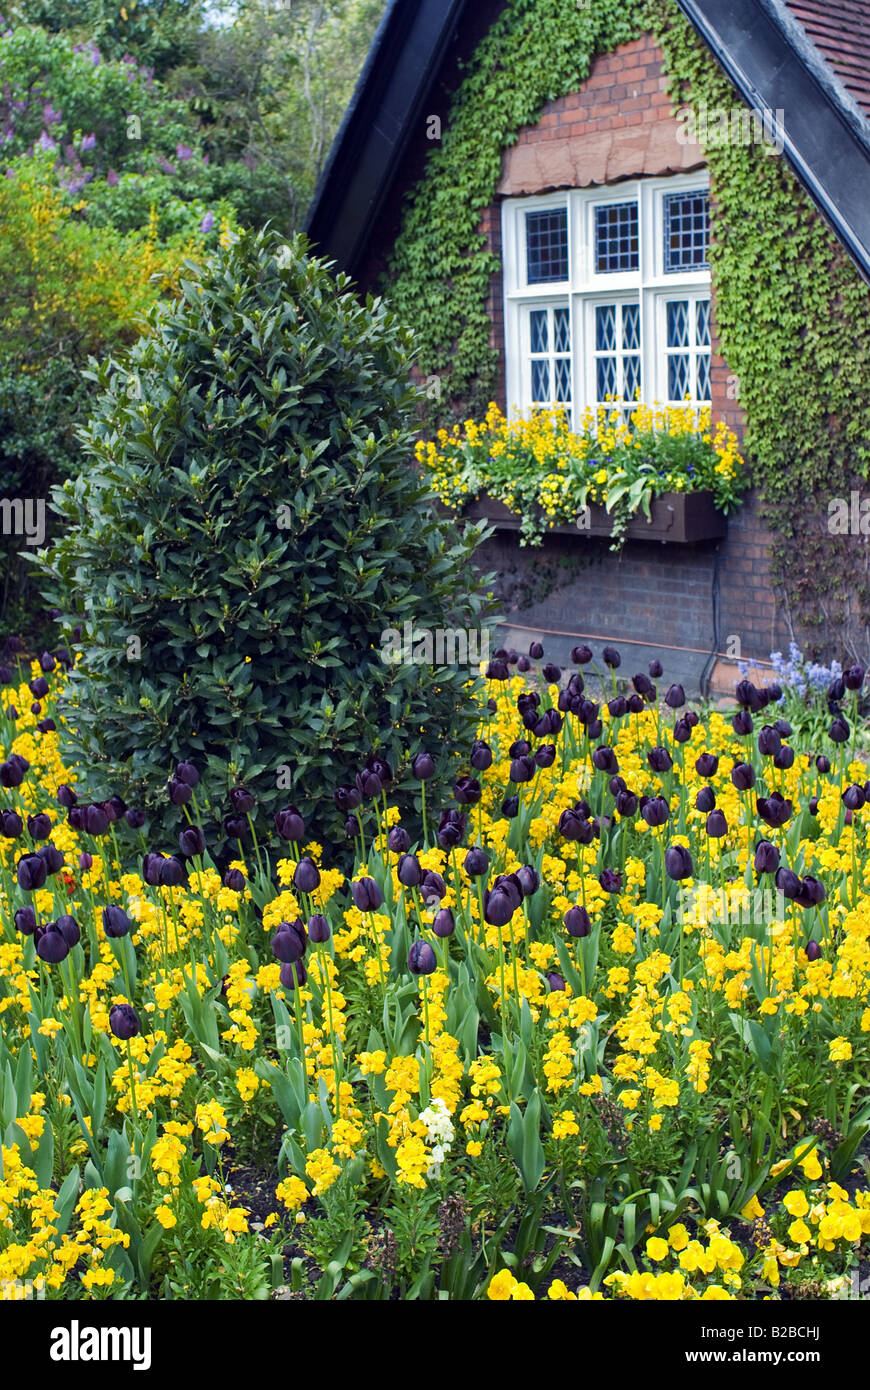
[83,804,109,836]
[756,792,792,828]
[673,718,692,744]
[470,739,493,772]
[125,808,146,829]
[228,787,255,815]
[593,746,618,775]
[649,659,663,678]
[0,759,24,787]
[352,877,383,912]
[534,744,556,768]
[509,756,536,784]
[103,905,131,938]
[159,857,184,887]
[774,745,795,770]
[804,940,822,962]
[412,753,436,781]
[546,972,567,993]
[0,810,22,838]
[334,785,362,813]
[408,941,437,975]
[572,645,593,665]
[79,851,93,871]
[272,922,306,962]
[615,790,639,817]
[829,716,850,744]
[754,840,780,874]
[397,853,423,887]
[484,886,515,926]
[599,869,622,894]
[275,806,305,840]
[142,853,163,886]
[564,905,591,937]
[355,769,382,800]
[602,646,621,669]
[464,847,489,878]
[56,915,80,948]
[501,795,519,819]
[775,867,801,899]
[453,775,481,805]
[38,844,64,874]
[795,876,826,909]
[632,673,653,697]
[542,663,561,684]
[647,746,673,774]
[695,787,716,813]
[828,676,846,702]
[843,784,866,811]
[436,809,466,850]
[308,914,330,944]
[664,845,693,879]
[179,825,206,858]
[732,711,754,736]
[757,726,781,757]
[280,960,307,990]
[57,784,77,807]
[517,656,531,673]
[516,865,540,896]
[293,857,321,894]
[626,694,644,714]
[36,924,69,964]
[168,778,192,806]
[641,796,669,827]
[110,1004,140,1040]
[485,659,509,681]
[731,763,756,791]
[17,853,47,891]
[705,810,728,838]
[14,905,37,935]
[815,755,831,774]
[388,826,410,854]
[226,812,252,837]
[529,641,544,660]
[176,760,199,786]
[432,908,455,938]
[845,665,865,690]
[29,677,49,699]
[223,868,245,892]
[665,684,686,709]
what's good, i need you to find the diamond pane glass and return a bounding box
[668,354,690,401]
[526,208,568,283]
[554,358,572,402]
[530,309,548,354]
[667,300,689,349]
[597,357,617,400]
[532,359,550,401]
[624,356,641,401]
[596,305,616,352]
[594,202,639,272]
[696,299,711,347]
[622,303,640,351]
[697,354,711,402]
[553,307,571,353]
[664,191,710,272]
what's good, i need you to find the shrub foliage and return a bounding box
[38,227,493,853]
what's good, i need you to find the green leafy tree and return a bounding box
[36,227,493,854]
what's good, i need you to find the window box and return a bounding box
[456,489,727,544]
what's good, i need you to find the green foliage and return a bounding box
[35,227,493,855]
[386,0,870,657]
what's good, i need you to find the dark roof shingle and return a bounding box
[784,0,870,119]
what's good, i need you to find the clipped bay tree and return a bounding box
[39,227,492,852]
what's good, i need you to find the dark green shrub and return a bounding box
[36,227,493,855]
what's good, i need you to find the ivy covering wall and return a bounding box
[386,0,870,659]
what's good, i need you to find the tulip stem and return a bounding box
[421,781,429,849]
[125,1039,140,1145]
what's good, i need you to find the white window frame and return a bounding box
[501,172,712,426]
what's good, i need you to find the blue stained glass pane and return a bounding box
[668,354,690,401]
[526,208,568,283]
[530,309,548,354]
[624,356,641,401]
[623,303,640,351]
[664,191,710,272]
[696,299,711,347]
[595,202,639,272]
[553,307,570,353]
[554,358,572,402]
[697,354,711,401]
[596,305,616,352]
[532,359,550,401]
[597,357,617,400]
[667,300,689,348]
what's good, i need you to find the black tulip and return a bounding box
[695,786,716,813]
[732,711,754,736]
[599,869,622,894]
[56,914,80,948]
[103,905,131,938]
[178,825,206,858]
[829,717,850,744]
[176,760,199,787]
[387,826,410,854]
[159,857,184,887]
[470,739,493,772]
[664,684,686,709]
[334,784,362,813]
[774,867,801,899]
[705,810,728,838]
[432,908,455,938]
[308,914,331,944]
[110,1004,140,1040]
[647,746,673,774]
[804,940,822,962]
[408,941,437,975]
[14,905,37,935]
[36,925,69,964]
[641,796,669,828]
[352,877,383,912]
[815,755,831,774]
[501,794,519,819]
[754,840,780,874]
[125,808,146,829]
[57,784,77,808]
[564,905,591,938]
[412,753,436,781]
[17,853,47,891]
[223,868,245,891]
[397,853,423,887]
[572,645,593,665]
[845,665,865,691]
[275,806,306,840]
[731,763,756,791]
[280,959,307,990]
[294,857,321,894]
[664,845,693,879]
[0,810,22,838]
[38,844,64,874]
[168,778,192,806]
[464,847,489,879]
[516,865,540,897]
[453,775,481,805]
[223,812,247,838]
[272,921,306,963]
